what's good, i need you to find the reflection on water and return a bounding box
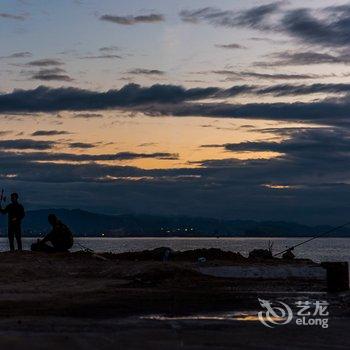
[141,311,286,323]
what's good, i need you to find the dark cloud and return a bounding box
[68,142,96,149]
[26,59,64,67]
[195,129,350,215]
[222,128,350,155]
[3,83,350,127]
[181,4,350,49]
[30,68,73,82]
[180,3,282,29]
[215,43,247,50]
[100,13,164,25]
[213,70,320,80]
[138,142,157,147]
[215,85,255,97]
[142,97,350,127]
[0,139,56,150]
[234,2,283,29]
[0,150,178,162]
[0,84,252,113]
[249,37,287,44]
[257,83,350,96]
[200,144,222,148]
[0,52,32,59]
[256,51,350,66]
[108,152,178,161]
[0,153,192,189]
[99,46,120,52]
[0,12,27,21]
[128,69,165,76]
[280,6,350,48]
[31,130,70,136]
[73,113,104,119]
[80,54,122,60]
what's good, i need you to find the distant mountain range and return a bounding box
[0,208,349,237]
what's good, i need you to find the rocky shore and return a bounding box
[0,249,349,349]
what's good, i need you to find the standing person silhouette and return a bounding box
[0,193,25,251]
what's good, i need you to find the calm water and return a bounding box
[0,237,349,263]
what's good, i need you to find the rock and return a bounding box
[248,249,273,260]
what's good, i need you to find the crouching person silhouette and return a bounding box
[31,214,74,253]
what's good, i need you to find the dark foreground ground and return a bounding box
[0,250,349,349]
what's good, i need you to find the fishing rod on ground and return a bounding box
[76,241,94,253]
[274,221,350,257]
[76,241,109,261]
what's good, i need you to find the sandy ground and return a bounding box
[0,251,349,349]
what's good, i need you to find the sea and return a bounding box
[0,237,349,263]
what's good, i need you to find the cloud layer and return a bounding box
[0,84,252,113]
[0,12,27,21]
[100,13,164,25]
[180,3,350,49]
[2,83,350,128]
[2,127,350,224]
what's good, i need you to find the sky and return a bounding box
[1,0,350,224]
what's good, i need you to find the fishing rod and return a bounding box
[76,241,94,253]
[0,189,4,207]
[274,221,350,257]
[76,241,109,261]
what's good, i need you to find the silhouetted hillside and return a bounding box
[0,209,349,237]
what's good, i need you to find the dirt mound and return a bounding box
[101,247,246,262]
[248,249,273,260]
[175,248,245,261]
